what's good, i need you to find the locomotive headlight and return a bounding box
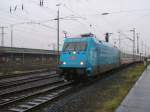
[73,51,76,54]
[80,61,84,65]
[63,62,66,65]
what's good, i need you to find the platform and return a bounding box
[116,65,150,112]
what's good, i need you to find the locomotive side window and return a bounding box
[63,42,87,51]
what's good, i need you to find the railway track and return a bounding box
[0,68,50,80]
[1,81,72,112]
[0,71,57,89]
[0,70,73,112]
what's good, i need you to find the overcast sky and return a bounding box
[0,0,150,54]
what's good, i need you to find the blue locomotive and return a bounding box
[59,33,123,80]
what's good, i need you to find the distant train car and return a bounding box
[120,52,134,65]
[59,33,141,80]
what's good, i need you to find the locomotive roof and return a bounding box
[64,37,91,42]
[64,36,116,49]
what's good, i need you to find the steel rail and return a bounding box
[1,81,73,112]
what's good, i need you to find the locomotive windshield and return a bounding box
[63,42,87,51]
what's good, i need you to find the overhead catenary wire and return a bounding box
[62,3,111,37]
[62,4,91,32]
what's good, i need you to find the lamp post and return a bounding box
[130,28,136,61]
[0,26,8,47]
[136,33,139,54]
[55,4,61,66]
[10,24,13,47]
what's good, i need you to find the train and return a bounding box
[59,33,141,80]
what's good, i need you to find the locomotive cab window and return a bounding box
[63,42,87,51]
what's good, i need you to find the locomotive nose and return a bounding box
[59,51,87,68]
